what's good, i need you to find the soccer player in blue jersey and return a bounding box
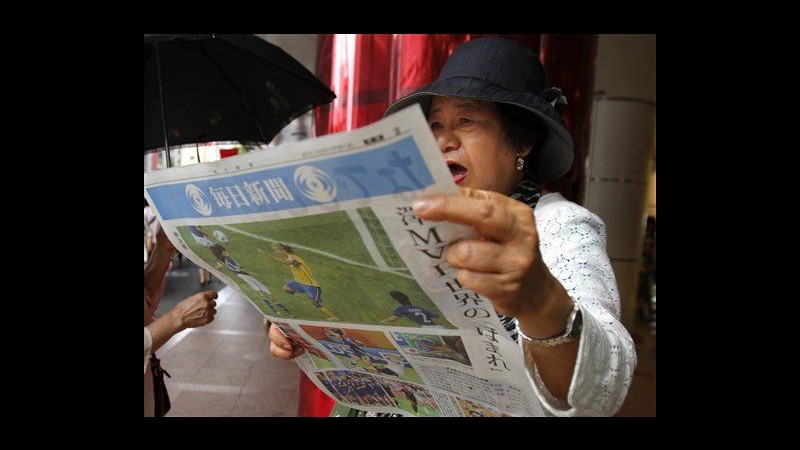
[187,225,215,248]
[327,328,371,359]
[380,291,442,328]
[208,244,292,317]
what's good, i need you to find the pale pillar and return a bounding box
[583,35,656,327]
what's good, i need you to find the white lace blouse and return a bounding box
[520,192,637,417]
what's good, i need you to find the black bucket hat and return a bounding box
[385,37,574,182]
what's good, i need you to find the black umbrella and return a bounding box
[144,34,335,165]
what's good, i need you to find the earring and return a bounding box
[515,152,525,171]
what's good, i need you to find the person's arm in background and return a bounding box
[145,290,218,354]
[144,227,177,299]
[144,225,218,368]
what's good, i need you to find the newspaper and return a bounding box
[144,105,544,417]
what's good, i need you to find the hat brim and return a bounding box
[385,77,574,183]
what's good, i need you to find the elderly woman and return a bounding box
[268,37,635,417]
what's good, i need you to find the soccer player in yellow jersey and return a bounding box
[271,243,339,320]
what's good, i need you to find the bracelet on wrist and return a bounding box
[519,302,582,347]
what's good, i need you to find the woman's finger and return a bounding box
[453,269,529,315]
[446,239,532,274]
[412,187,529,242]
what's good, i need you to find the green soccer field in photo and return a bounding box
[309,354,336,369]
[392,396,441,417]
[333,355,424,384]
[177,208,454,328]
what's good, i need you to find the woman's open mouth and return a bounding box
[447,161,468,185]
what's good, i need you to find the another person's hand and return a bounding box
[167,290,218,330]
[412,186,567,321]
[268,322,305,360]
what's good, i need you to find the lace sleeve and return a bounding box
[529,194,637,416]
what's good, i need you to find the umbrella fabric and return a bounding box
[144,34,335,153]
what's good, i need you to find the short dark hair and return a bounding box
[497,103,547,179]
[389,291,410,305]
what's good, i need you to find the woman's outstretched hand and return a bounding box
[411,186,566,322]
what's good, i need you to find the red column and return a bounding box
[314,34,393,136]
[539,34,598,203]
[297,372,335,417]
[317,34,543,134]
[303,33,544,417]
[303,33,396,416]
[390,34,469,101]
[389,34,540,102]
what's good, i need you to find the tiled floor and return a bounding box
[156,260,655,416]
[158,277,299,417]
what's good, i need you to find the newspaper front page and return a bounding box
[144,105,544,417]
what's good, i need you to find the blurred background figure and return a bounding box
[144,199,159,263]
[144,198,182,268]
[638,217,656,326]
[198,267,212,285]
